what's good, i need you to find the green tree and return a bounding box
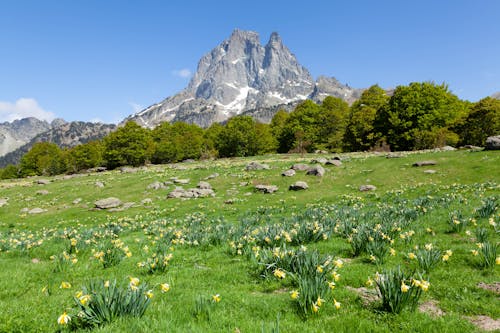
[344,85,389,151]
[103,121,153,169]
[279,100,322,153]
[65,141,104,173]
[0,164,19,179]
[19,142,67,176]
[151,121,205,163]
[377,82,467,150]
[270,109,289,152]
[203,122,224,158]
[319,96,350,152]
[457,97,500,146]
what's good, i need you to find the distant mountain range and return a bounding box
[123,29,363,128]
[492,91,500,100]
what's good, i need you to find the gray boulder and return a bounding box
[173,178,190,185]
[197,181,212,190]
[28,208,46,214]
[485,135,500,150]
[204,173,219,180]
[326,159,342,166]
[246,161,270,171]
[95,181,105,188]
[306,165,325,177]
[147,181,166,190]
[289,181,308,191]
[412,160,437,167]
[95,197,122,209]
[36,179,50,185]
[424,170,437,174]
[359,185,377,192]
[291,164,309,171]
[311,157,328,164]
[255,184,278,193]
[36,190,49,195]
[282,169,296,177]
[0,198,7,207]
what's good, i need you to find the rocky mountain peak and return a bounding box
[124,30,362,128]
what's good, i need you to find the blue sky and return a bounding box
[1,0,499,123]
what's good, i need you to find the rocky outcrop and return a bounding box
[485,135,500,150]
[0,117,50,157]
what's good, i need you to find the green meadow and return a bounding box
[0,149,498,332]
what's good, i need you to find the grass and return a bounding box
[0,149,498,332]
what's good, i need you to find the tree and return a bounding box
[377,82,467,150]
[0,164,19,179]
[457,97,500,146]
[103,121,153,169]
[65,141,104,173]
[19,142,67,176]
[151,121,205,163]
[270,109,289,152]
[319,96,350,152]
[344,85,389,151]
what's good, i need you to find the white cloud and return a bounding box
[0,98,55,123]
[172,68,192,78]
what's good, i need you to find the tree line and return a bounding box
[1,81,499,179]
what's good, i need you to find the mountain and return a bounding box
[124,29,362,128]
[0,117,51,157]
[492,92,500,100]
[0,121,116,167]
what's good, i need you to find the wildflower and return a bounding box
[366,277,374,287]
[104,280,110,288]
[290,290,299,300]
[489,218,496,227]
[145,290,154,299]
[160,283,170,293]
[420,280,430,291]
[332,271,340,281]
[333,299,341,310]
[453,219,461,225]
[445,249,453,256]
[476,243,484,249]
[401,282,410,293]
[79,294,91,305]
[471,250,479,256]
[425,243,433,251]
[316,296,325,307]
[496,257,500,265]
[390,248,396,256]
[60,281,71,289]
[212,294,221,303]
[129,277,140,290]
[334,259,343,268]
[57,311,71,325]
[369,254,376,262]
[442,254,450,262]
[311,302,319,313]
[328,281,336,290]
[408,252,416,260]
[273,268,286,279]
[316,265,323,273]
[465,230,472,236]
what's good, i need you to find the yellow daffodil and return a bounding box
[471,250,479,256]
[401,282,410,293]
[334,298,341,310]
[160,283,170,293]
[311,302,319,313]
[104,280,110,288]
[273,268,286,279]
[408,252,416,260]
[79,294,91,305]
[369,254,376,262]
[496,257,500,265]
[334,259,343,268]
[129,277,140,286]
[366,277,374,287]
[290,290,299,300]
[75,290,83,298]
[212,294,221,303]
[390,248,396,256]
[316,265,323,273]
[145,290,154,299]
[60,281,71,289]
[420,280,430,291]
[328,281,336,290]
[316,296,325,307]
[57,311,71,325]
[332,271,340,281]
[445,249,453,256]
[442,254,450,262]
[425,243,433,251]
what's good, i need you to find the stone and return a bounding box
[460,145,483,150]
[412,160,437,167]
[28,208,45,214]
[36,190,49,195]
[359,185,377,192]
[197,181,212,190]
[311,157,327,164]
[120,166,138,173]
[20,208,29,213]
[0,198,8,207]
[281,169,296,177]
[439,145,456,151]
[291,163,309,171]
[245,161,270,171]
[174,178,190,185]
[386,153,404,158]
[485,135,500,150]
[36,179,50,185]
[73,198,82,204]
[94,197,122,209]
[88,166,107,173]
[306,165,325,177]
[424,169,437,174]
[204,173,219,180]
[147,181,166,190]
[95,181,105,188]
[289,181,308,191]
[254,184,278,193]
[141,198,153,205]
[167,187,215,199]
[326,159,342,166]
[314,150,328,154]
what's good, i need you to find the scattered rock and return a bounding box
[419,300,445,317]
[314,149,328,154]
[311,157,327,164]
[28,208,46,214]
[182,159,196,163]
[386,153,404,158]
[485,135,500,150]
[281,169,296,177]
[122,202,135,209]
[73,198,82,204]
[141,198,153,205]
[31,258,41,264]
[167,187,215,199]
[306,165,325,177]
[36,179,50,185]
[120,166,138,173]
[94,197,122,209]
[245,161,270,171]
[87,166,107,173]
[439,145,456,151]
[204,173,219,180]
[239,182,249,186]
[289,181,308,191]
[36,190,49,195]
[20,208,29,213]
[291,164,309,171]
[460,145,483,150]
[412,160,437,167]
[173,178,190,185]
[147,181,166,190]
[254,184,278,194]
[478,282,500,295]
[224,199,235,204]
[359,185,377,192]
[0,198,8,207]
[466,315,500,331]
[326,159,342,166]
[424,169,437,174]
[197,181,212,190]
[95,181,105,188]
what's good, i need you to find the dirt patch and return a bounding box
[418,300,445,317]
[478,282,500,295]
[466,315,500,331]
[346,286,379,305]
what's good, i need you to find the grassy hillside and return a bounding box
[0,149,498,332]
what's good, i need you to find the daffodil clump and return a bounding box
[372,266,429,313]
[91,239,130,268]
[412,243,447,273]
[193,293,221,321]
[51,251,78,272]
[474,241,498,268]
[58,278,162,329]
[137,242,173,274]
